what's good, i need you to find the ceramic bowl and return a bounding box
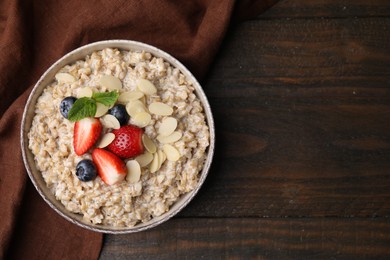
[20,40,215,233]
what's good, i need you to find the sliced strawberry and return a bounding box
[92,148,127,185]
[73,117,102,156]
[107,125,144,159]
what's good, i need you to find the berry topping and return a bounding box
[107,125,144,159]
[60,96,77,119]
[76,159,97,181]
[73,117,102,156]
[108,104,129,126]
[92,148,127,186]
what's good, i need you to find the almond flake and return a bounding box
[126,160,141,183]
[137,79,157,95]
[142,134,157,153]
[126,100,146,117]
[140,96,147,105]
[100,75,122,90]
[135,152,154,167]
[55,73,75,83]
[161,150,167,162]
[132,112,151,128]
[95,103,110,117]
[97,133,115,148]
[134,182,142,193]
[149,153,160,173]
[163,144,181,162]
[157,131,182,144]
[101,114,120,129]
[77,87,93,98]
[148,102,173,116]
[157,150,166,168]
[158,117,177,136]
[118,91,144,103]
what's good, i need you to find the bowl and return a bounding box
[20,40,215,233]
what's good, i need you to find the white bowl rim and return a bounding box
[20,40,215,234]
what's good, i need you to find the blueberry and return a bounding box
[76,159,97,182]
[108,104,129,126]
[60,96,77,119]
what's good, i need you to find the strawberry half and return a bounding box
[107,125,144,159]
[73,117,102,156]
[92,148,127,185]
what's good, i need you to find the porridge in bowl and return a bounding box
[27,47,210,227]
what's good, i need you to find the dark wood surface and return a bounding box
[100,1,390,258]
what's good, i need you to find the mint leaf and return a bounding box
[66,91,118,122]
[68,97,97,122]
[92,91,119,107]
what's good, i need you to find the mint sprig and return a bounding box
[92,91,119,106]
[68,97,96,122]
[67,91,119,122]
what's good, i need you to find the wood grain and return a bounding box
[101,218,390,259]
[261,0,390,18]
[177,17,390,218]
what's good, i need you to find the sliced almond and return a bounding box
[100,75,122,90]
[161,150,167,162]
[77,87,93,98]
[132,112,151,128]
[126,100,146,117]
[97,133,115,148]
[55,72,75,83]
[157,131,182,144]
[162,150,167,162]
[101,114,120,129]
[148,102,173,116]
[149,153,160,173]
[95,102,110,117]
[158,117,177,136]
[135,152,154,167]
[126,160,141,183]
[118,91,144,103]
[157,149,166,168]
[134,182,142,193]
[142,134,157,153]
[139,95,147,106]
[137,79,157,95]
[163,144,180,162]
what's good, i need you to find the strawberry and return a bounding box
[92,148,127,185]
[107,125,144,159]
[73,117,102,156]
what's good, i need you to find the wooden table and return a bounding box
[100,1,390,258]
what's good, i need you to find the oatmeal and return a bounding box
[28,48,210,227]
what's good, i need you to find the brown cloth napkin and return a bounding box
[0,0,276,259]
